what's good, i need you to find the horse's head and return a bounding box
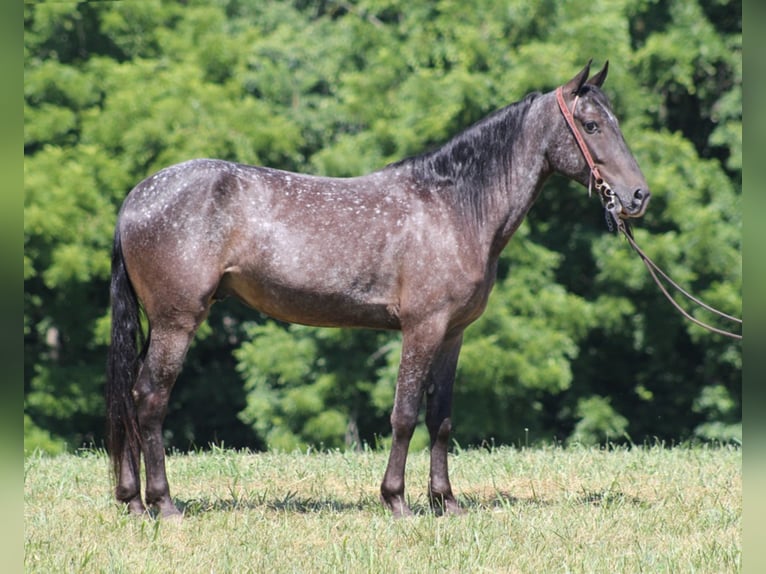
[551,61,650,219]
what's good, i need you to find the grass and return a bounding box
[25,444,740,573]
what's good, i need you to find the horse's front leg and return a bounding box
[380,321,447,517]
[425,332,464,515]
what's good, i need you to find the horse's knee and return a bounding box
[390,408,418,440]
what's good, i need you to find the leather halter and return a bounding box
[555,86,617,214]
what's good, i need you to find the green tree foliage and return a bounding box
[235,323,394,451]
[24,0,740,452]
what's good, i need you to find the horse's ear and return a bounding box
[587,60,609,88]
[562,59,592,96]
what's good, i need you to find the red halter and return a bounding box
[555,86,611,204]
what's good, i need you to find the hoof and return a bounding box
[441,499,465,516]
[381,494,414,518]
[125,497,147,516]
[430,495,464,516]
[158,502,183,520]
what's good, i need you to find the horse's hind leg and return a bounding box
[117,443,145,515]
[133,319,199,517]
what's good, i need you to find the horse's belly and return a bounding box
[216,270,402,330]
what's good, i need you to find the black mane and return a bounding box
[394,92,540,223]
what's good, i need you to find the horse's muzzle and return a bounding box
[627,188,651,217]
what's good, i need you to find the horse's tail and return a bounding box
[106,224,145,486]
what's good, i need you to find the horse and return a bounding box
[106,60,649,518]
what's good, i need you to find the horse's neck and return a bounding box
[485,96,553,258]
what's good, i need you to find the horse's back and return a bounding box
[115,157,486,332]
[115,158,410,327]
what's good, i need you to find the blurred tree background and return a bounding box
[24,0,741,454]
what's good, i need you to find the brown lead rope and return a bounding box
[614,216,742,341]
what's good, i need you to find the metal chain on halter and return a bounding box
[555,86,742,341]
[599,183,617,233]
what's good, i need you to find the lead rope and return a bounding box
[611,213,742,340]
[556,86,743,341]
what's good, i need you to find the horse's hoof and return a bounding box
[126,498,147,516]
[392,504,414,518]
[159,505,183,521]
[381,494,414,518]
[443,500,465,516]
[430,497,464,516]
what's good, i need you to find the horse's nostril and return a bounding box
[634,189,644,200]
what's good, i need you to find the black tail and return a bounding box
[106,225,145,487]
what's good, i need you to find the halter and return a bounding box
[555,86,619,217]
[555,85,742,340]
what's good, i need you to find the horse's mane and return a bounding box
[391,91,541,223]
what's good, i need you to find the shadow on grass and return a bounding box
[576,490,649,508]
[459,491,554,511]
[175,492,376,517]
[433,489,650,514]
[172,488,649,517]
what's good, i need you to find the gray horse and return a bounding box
[106,61,649,518]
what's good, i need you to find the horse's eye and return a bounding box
[584,121,599,134]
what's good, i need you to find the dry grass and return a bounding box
[25,444,740,573]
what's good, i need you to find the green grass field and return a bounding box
[25,444,740,573]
